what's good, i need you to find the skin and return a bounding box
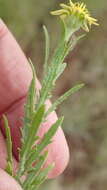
[0,19,69,190]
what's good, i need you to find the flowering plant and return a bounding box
[3,1,98,190]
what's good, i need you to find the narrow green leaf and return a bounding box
[30,164,54,190]
[45,83,84,116]
[22,60,36,141]
[23,151,48,189]
[3,115,13,176]
[37,41,71,109]
[43,25,50,75]
[37,116,64,151]
[17,105,45,178]
[25,59,36,118]
[54,62,67,81]
[25,116,64,168]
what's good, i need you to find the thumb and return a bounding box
[0,169,22,190]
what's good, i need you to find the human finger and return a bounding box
[0,168,22,190]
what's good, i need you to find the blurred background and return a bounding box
[0,0,107,189]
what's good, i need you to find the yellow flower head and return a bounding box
[51,0,98,32]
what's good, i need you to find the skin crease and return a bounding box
[0,19,69,189]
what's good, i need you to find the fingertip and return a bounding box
[0,169,22,190]
[45,127,69,179]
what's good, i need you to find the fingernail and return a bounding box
[0,18,8,38]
